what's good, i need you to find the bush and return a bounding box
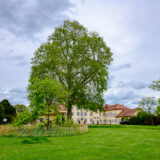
[129,111,160,125]
[37,122,45,128]
[22,136,50,144]
[55,115,62,125]
[13,111,32,126]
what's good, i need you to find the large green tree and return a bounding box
[28,20,113,120]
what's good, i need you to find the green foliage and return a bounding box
[37,122,46,128]
[0,99,16,124]
[155,105,160,114]
[27,77,67,129]
[121,117,129,121]
[22,136,50,144]
[13,111,33,126]
[139,97,157,113]
[62,116,66,124]
[14,104,28,113]
[129,111,160,125]
[29,20,113,119]
[149,79,160,91]
[28,77,67,113]
[67,118,74,124]
[55,115,62,125]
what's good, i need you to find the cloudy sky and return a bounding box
[0,0,159,107]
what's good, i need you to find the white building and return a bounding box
[57,104,138,125]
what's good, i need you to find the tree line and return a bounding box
[128,79,160,125]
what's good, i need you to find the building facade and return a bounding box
[57,104,138,125]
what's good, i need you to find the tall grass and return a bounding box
[0,125,88,137]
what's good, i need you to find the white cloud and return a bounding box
[0,0,160,107]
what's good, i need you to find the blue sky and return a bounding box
[0,0,159,107]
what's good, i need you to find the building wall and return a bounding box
[71,106,122,125]
[40,106,136,125]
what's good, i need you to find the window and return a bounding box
[90,118,92,122]
[77,112,79,116]
[84,112,87,116]
[81,112,83,116]
[72,112,74,116]
[90,112,92,116]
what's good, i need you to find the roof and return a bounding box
[116,108,138,118]
[104,104,129,111]
[104,104,138,118]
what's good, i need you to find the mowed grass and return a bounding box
[0,125,160,160]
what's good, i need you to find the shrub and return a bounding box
[37,122,45,128]
[22,136,50,144]
[129,111,160,125]
[13,111,32,126]
[55,115,62,125]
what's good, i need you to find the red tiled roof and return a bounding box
[104,104,129,111]
[116,108,137,118]
[104,104,138,118]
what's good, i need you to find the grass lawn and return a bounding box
[0,125,160,160]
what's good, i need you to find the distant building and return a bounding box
[55,104,138,125]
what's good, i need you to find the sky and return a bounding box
[0,0,159,107]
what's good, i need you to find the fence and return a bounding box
[0,125,88,137]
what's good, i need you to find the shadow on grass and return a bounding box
[22,136,50,144]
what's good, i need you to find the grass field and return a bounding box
[0,125,160,160]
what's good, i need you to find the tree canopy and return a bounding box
[149,79,160,91]
[14,104,28,113]
[28,20,113,119]
[0,99,16,124]
[28,77,67,128]
[139,97,157,113]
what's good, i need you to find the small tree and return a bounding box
[27,77,67,129]
[139,97,157,113]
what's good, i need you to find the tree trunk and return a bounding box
[46,103,50,130]
[67,102,72,121]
